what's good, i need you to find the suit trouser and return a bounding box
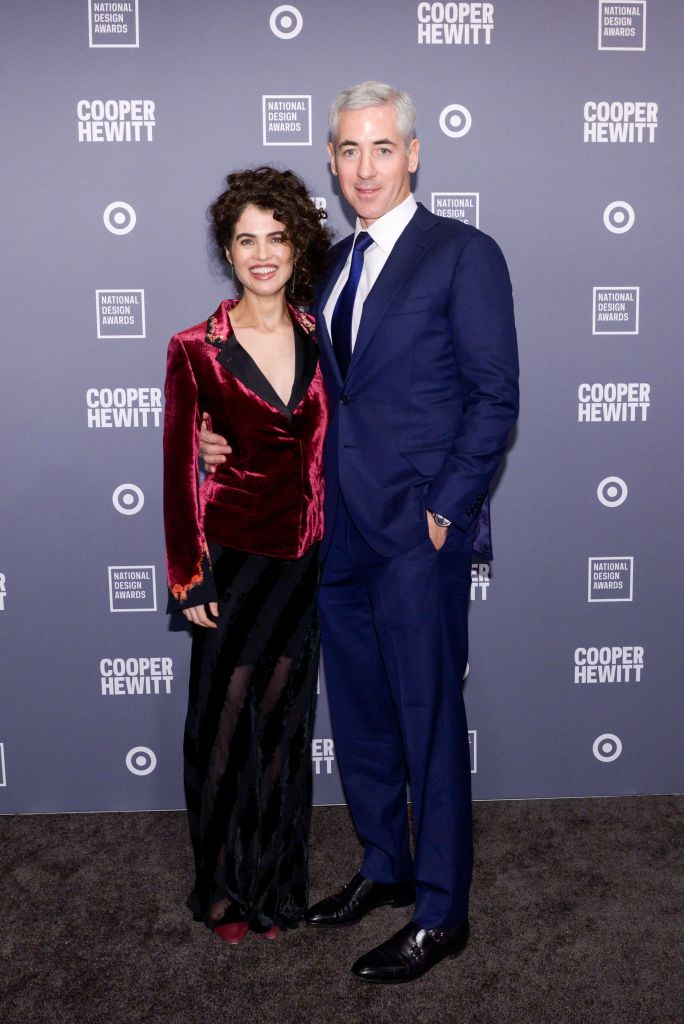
[318,497,473,929]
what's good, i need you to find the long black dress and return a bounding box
[184,541,319,933]
[163,303,326,935]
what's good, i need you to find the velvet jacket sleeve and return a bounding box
[425,232,519,537]
[163,335,218,613]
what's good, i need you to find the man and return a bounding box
[201,81,518,982]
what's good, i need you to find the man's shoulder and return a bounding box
[326,205,503,260]
[415,207,508,270]
[415,203,487,245]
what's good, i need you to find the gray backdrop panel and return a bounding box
[1,0,682,812]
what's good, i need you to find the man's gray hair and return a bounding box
[329,81,416,150]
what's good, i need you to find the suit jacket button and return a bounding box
[340,394,351,405]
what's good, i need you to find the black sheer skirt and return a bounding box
[183,542,320,934]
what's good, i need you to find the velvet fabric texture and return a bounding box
[163,299,328,611]
[184,542,320,933]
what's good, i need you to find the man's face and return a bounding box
[327,105,419,228]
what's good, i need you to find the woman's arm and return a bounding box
[163,336,218,623]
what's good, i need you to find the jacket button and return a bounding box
[340,394,351,405]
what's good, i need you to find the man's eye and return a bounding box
[341,148,356,158]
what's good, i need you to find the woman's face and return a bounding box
[227,204,294,299]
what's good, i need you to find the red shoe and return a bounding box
[257,926,282,940]
[212,921,249,945]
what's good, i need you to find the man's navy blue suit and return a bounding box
[314,202,519,930]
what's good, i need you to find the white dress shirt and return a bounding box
[323,193,418,351]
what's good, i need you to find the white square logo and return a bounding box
[89,0,140,48]
[108,565,157,612]
[96,289,146,339]
[592,287,639,335]
[431,192,479,228]
[588,557,634,602]
[0,744,6,787]
[598,1,646,51]
[469,730,477,773]
[262,95,312,145]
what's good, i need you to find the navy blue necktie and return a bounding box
[331,231,373,377]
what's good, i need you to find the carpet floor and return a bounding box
[1,795,681,1024]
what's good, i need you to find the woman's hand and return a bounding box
[200,412,232,472]
[183,602,219,628]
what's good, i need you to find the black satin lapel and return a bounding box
[288,319,318,412]
[215,336,241,375]
[215,318,318,419]
[216,337,292,418]
[348,219,437,376]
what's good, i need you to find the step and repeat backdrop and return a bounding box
[1,1,682,812]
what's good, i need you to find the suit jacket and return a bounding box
[316,202,519,560]
[163,299,328,611]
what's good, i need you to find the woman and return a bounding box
[163,166,332,944]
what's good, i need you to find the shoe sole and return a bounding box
[305,895,415,928]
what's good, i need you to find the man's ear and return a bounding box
[327,141,338,176]
[408,137,420,174]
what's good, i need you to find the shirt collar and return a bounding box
[354,193,418,257]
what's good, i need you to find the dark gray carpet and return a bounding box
[1,796,681,1024]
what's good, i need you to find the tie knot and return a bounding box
[354,231,373,254]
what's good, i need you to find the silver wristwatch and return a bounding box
[430,511,452,528]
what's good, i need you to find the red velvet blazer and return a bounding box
[163,299,328,612]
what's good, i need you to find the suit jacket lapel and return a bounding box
[316,238,354,388]
[348,208,437,377]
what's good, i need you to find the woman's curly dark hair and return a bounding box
[208,166,333,306]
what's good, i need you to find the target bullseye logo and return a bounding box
[125,746,157,775]
[603,200,635,234]
[439,104,472,138]
[592,733,622,763]
[597,476,628,508]
[103,201,137,235]
[269,4,303,38]
[112,483,145,516]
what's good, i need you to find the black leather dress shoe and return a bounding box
[304,873,415,927]
[351,919,469,983]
